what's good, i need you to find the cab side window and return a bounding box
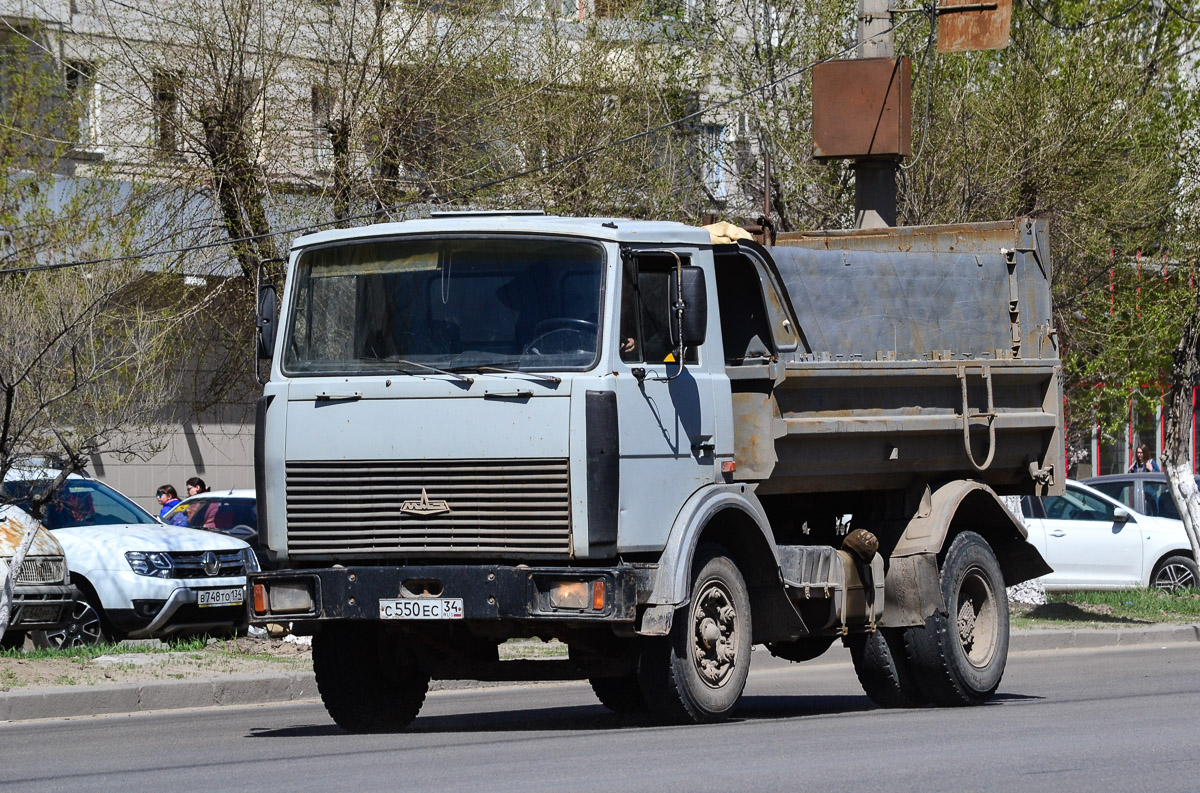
[619,253,696,364]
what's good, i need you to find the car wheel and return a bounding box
[1151,555,1199,591]
[1,630,26,650]
[32,593,110,649]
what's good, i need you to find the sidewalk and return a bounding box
[3,624,1198,723]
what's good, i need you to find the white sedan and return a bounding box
[1,471,256,647]
[1019,480,1198,591]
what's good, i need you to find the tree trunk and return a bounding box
[1161,311,1200,573]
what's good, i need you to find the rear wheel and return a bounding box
[638,545,752,724]
[32,592,109,649]
[1151,555,1199,591]
[312,623,430,733]
[904,531,1009,706]
[846,628,927,708]
[588,674,647,713]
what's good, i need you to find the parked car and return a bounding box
[1019,480,1198,591]
[164,489,274,569]
[0,471,257,647]
[0,505,79,649]
[1083,472,1200,521]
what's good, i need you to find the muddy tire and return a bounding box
[846,628,926,708]
[1151,555,1199,591]
[638,545,752,724]
[589,674,647,713]
[313,623,430,733]
[904,531,1009,706]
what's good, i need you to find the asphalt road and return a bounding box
[3,643,1199,793]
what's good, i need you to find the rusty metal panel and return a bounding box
[812,57,911,159]
[937,0,1012,53]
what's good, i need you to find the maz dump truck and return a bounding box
[247,212,1062,730]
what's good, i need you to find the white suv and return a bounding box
[1,472,256,647]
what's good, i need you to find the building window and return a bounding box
[698,123,727,199]
[311,85,333,171]
[594,0,636,17]
[152,71,181,153]
[65,60,101,150]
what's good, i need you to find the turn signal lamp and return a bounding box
[252,583,269,615]
[591,580,606,610]
[549,581,589,610]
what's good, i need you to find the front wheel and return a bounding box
[904,531,1009,706]
[32,592,110,649]
[638,545,752,724]
[313,623,430,733]
[0,630,26,650]
[1151,555,1199,591]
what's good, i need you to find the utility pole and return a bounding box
[855,0,897,229]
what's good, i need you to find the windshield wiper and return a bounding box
[392,359,474,384]
[470,363,561,385]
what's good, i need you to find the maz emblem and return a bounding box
[400,487,451,517]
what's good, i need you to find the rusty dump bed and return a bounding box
[732,218,1063,497]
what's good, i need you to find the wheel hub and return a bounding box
[956,566,997,668]
[692,583,739,687]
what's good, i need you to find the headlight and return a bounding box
[243,547,261,573]
[125,551,174,578]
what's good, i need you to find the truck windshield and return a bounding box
[284,236,605,375]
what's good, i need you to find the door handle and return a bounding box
[1049,530,1066,537]
[316,391,362,401]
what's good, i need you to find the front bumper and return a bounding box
[248,565,641,624]
[6,583,79,630]
[97,572,249,638]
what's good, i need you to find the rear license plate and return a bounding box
[198,587,245,607]
[379,598,464,620]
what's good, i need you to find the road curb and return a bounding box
[4,625,1199,723]
[1010,623,1200,652]
[0,671,317,722]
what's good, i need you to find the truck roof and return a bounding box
[291,213,714,250]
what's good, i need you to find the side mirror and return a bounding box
[1113,507,1131,523]
[256,283,278,360]
[670,265,708,348]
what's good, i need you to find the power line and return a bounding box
[1160,0,1200,24]
[0,16,912,278]
[1024,0,1145,32]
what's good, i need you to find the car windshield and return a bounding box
[180,498,257,532]
[0,478,158,529]
[283,236,606,375]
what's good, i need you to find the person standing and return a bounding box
[155,484,188,526]
[1129,443,1162,473]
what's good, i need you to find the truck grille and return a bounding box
[285,459,572,557]
[4,556,66,585]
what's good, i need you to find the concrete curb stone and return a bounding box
[3,626,1198,723]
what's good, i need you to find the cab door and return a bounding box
[611,248,720,553]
